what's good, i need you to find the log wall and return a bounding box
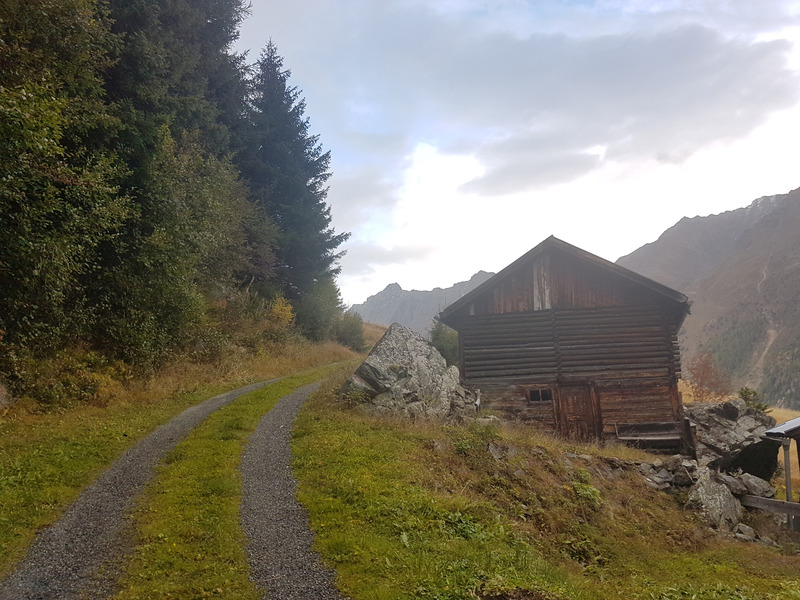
[459,305,683,433]
[460,305,680,386]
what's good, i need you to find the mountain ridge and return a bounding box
[350,271,495,336]
[617,187,800,407]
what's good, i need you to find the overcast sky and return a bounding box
[236,1,800,306]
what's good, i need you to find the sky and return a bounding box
[236,1,800,306]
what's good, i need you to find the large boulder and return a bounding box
[685,398,781,481]
[686,467,743,529]
[342,323,476,419]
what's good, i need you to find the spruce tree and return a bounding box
[239,41,349,301]
[89,0,256,365]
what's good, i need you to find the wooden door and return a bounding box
[557,385,600,440]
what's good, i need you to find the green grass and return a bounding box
[292,371,800,600]
[113,363,349,599]
[0,339,356,579]
[293,374,587,600]
[0,384,234,577]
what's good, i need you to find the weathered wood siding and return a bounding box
[460,305,680,387]
[478,384,558,427]
[459,304,682,432]
[459,250,671,318]
[596,380,680,436]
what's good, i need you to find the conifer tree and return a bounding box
[239,41,349,301]
[89,0,257,365]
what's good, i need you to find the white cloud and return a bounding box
[238,1,800,304]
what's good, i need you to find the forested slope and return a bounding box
[618,188,800,408]
[0,0,357,407]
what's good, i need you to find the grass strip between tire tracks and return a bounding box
[0,383,238,578]
[113,363,349,599]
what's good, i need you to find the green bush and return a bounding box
[333,311,366,352]
[429,319,459,367]
[737,386,770,412]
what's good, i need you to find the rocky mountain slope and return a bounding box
[350,271,494,336]
[618,187,800,408]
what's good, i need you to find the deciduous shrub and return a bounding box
[429,319,459,367]
[332,311,366,352]
[687,350,732,402]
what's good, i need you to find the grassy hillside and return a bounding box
[294,371,800,600]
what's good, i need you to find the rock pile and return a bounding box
[597,454,777,536]
[626,397,781,533]
[342,323,477,419]
[685,398,781,480]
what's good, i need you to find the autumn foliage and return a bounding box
[686,350,733,403]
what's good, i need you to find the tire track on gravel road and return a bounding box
[0,379,278,600]
[240,382,348,600]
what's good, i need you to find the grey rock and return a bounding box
[739,472,777,498]
[759,536,779,547]
[647,469,674,488]
[715,472,748,496]
[722,398,746,421]
[342,323,476,419]
[637,463,656,476]
[685,401,781,480]
[662,455,684,472]
[488,442,504,460]
[643,477,663,490]
[565,452,592,461]
[604,457,627,470]
[733,523,756,542]
[672,466,694,487]
[681,459,698,472]
[687,467,743,529]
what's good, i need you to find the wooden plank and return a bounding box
[738,495,800,517]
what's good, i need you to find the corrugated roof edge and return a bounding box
[765,416,800,439]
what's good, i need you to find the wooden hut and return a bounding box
[438,236,693,451]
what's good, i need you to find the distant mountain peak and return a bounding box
[351,271,495,335]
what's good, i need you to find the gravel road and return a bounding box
[240,382,348,600]
[0,379,277,600]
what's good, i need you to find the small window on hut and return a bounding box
[528,389,553,404]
